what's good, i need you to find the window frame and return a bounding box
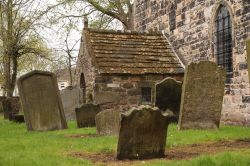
[141,87,152,104]
[213,5,233,78]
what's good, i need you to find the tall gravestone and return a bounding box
[155,78,182,122]
[247,39,250,83]
[17,71,68,131]
[95,109,121,135]
[178,61,226,130]
[75,103,101,128]
[117,105,170,160]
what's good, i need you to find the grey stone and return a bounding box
[60,87,82,120]
[239,62,248,70]
[117,105,170,160]
[178,61,226,130]
[75,103,101,128]
[94,92,120,105]
[243,95,250,103]
[155,77,182,122]
[17,71,68,131]
[95,109,121,135]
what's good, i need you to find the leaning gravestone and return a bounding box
[155,77,182,122]
[75,104,101,128]
[17,71,68,131]
[178,61,226,130]
[95,109,121,135]
[246,39,250,83]
[117,105,170,160]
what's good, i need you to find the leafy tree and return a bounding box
[53,19,80,86]
[85,0,134,30]
[60,0,134,30]
[0,0,64,96]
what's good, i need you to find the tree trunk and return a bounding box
[8,55,18,97]
[67,52,73,87]
[3,0,14,97]
[3,54,11,97]
[126,4,135,31]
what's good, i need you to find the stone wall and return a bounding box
[135,0,250,126]
[93,74,183,112]
[60,87,82,120]
[75,29,97,103]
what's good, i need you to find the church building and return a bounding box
[135,0,250,125]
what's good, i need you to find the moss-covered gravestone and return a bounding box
[117,105,170,160]
[95,109,121,135]
[178,61,226,130]
[75,104,101,128]
[17,71,68,131]
[155,78,182,122]
[247,39,250,83]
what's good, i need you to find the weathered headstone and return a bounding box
[178,61,226,130]
[117,105,170,160]
[246,39,250,83]
[155,78,182,122]
[9,113,25,123]
[95,109,121,135]
[3,97,20,119]
[75,103,101,128]
[13,115,25,123]
[17,71,68,131]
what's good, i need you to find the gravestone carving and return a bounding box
[247,39,250,83]
[178,61,226,130]
[75,103,101,128]
[17,71,68,131]
[95,109,121,135]
[155,78,182,122]
[117,105,170,160]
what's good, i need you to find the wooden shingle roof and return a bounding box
[84,28,184,75]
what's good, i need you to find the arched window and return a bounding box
[214,5,233,77]
[80,73,86,89]
[80,73,86,103]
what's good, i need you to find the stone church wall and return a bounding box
[93,74,183,112]
[135,0,250,126]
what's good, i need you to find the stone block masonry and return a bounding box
[135,0,250,126]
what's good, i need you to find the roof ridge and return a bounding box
[86,28,163,36]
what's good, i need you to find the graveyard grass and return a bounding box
[1,116,250,166]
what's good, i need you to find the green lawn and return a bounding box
[1,115,250,166]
